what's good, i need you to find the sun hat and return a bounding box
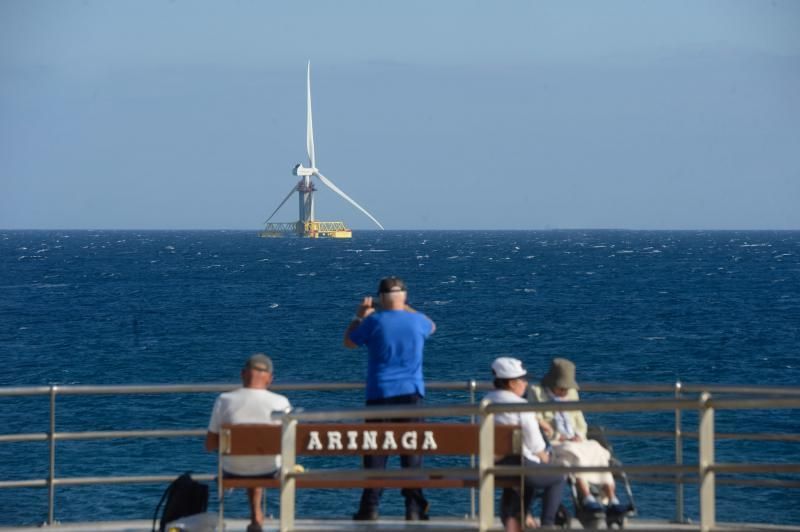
[378,276,407,294]
[243,353,273,373]
[540,357,579,390]
[491,357,528,379]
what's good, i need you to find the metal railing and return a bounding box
[1,381,799,530]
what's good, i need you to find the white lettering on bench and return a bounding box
[382,431,398,450]
[328,431,343,450]
[401,430,417,450]
[422,431,438,450]
[363,430,378,450]
[304,430,439,452]
[307,431,323,451]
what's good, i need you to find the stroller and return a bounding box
[566,425,636,529]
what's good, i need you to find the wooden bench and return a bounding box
[218,421,521,530]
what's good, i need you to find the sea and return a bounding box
[1,229,798,526]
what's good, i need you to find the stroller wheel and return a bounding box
[606,514,627,529]
[579,516,604,529]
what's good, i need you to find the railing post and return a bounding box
[699,392,715,532]
[280,410,297,532]
[674,380,685,524]
[47,385,57,525]
[478,399,494,532]
[218,428,230,532]
[469,379,477,520]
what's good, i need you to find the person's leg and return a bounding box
[355,453,387,518]
[246,487,264,528]
[393,393,427,519]
[536,473,566,526]
[523,459,566,527]
[500,487,523,532]
[355,397,391,518]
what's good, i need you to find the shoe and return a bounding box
[606,502,630,515]
[352,508,379,521]
[246,524,263,532]
[583,499,604,513]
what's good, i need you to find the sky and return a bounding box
[1,0,799,230]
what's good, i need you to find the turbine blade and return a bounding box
[315,171,384,230]
[265,180,301,223]
[306,61,316,169]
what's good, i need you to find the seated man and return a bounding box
[484,357,566,532]
[534,357,626,515]
[205,353,291,532]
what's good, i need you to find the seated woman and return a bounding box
[534,357,625,514]
[484,357,566,531]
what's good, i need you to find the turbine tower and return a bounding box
[261,63,384,238]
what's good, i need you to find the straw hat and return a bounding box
[540,358,579,390]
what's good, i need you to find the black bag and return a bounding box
[152,472,209,532]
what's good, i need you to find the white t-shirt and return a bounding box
[208,387,291,476]
[483,389,547,463]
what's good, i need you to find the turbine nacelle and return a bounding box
[293,163,317,177]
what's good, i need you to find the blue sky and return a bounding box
[2,0,799,230]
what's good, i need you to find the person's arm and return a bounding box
[205,397,221,452]
[343,296,375,348]
[204,431,219,452]
[521,411,550,462]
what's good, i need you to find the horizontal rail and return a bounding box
[4,381,800,397]
[604,429,800,442]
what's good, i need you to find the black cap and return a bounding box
[378,276,407,294]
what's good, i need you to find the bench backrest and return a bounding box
[221,422,520,456]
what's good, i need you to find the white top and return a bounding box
[484,389,547,463]
[208,387,291,475]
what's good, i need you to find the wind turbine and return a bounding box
[264,62,384,236]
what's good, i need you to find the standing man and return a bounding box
[205,353,291,532]
[344,276,436,521]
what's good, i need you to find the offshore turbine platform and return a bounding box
[260,63,383,239]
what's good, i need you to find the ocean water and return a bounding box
[1,230,798,526]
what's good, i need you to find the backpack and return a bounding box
[152,472,209,532]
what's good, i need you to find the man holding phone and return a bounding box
[343,276,436,521]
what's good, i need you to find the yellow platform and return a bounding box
[259,221,352,239]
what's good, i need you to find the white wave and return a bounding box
[432,300,452,305]
[644,336,666,341]
[269,303,279,309]
[368,249,388,253]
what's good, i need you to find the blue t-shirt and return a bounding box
[348,309,434,401]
